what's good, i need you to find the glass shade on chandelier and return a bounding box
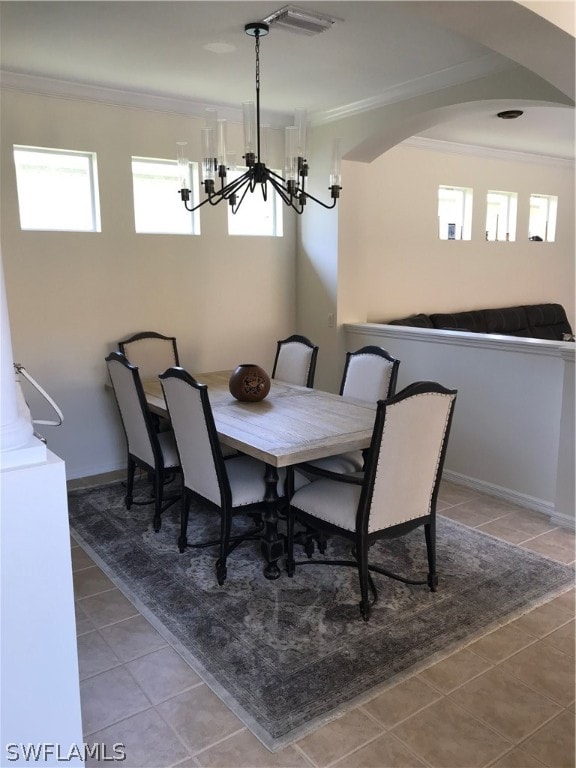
[177,21,342,216]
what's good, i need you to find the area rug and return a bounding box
[68,481,574,752]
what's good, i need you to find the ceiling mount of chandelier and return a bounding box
[177,21,342,216]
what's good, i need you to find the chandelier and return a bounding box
[177,21,342,216]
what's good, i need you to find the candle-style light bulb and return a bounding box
[294,108,307,158]
[176,141,189,190]
[216,118,228,170]
[285,126,298,183]
[329,138,342,188]
[243,101,256,161]
[201,127,216,182]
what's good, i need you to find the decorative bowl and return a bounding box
[229,364,271,402]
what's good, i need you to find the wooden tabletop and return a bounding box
[143,371,376,468]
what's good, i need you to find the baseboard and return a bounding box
[442,469,575,529]
[548,510,576,531]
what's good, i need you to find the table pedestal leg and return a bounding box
[261,463,284,580]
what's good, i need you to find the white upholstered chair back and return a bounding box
[342,351,397,402]
[106,355,156,467]
[160,373,223,507]
[272,335,318,387]
[366,391,455,533]
[119,332,179,380]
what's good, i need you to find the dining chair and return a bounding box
[302,346,400,476]
[159,367,289,585]
[105,351,181,532]
[118,331,180,380]
[272,334,319,388]
[286,381,457,621]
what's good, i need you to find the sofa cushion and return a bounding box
[387,313,434,329]
[483,306,531,336]
[523,303,573,340]
[429,310,487,333]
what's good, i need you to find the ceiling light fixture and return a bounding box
[177,21,342,216]
[497,109,524,119]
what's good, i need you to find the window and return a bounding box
[227,169,283,237]
[13,146,101,232]
[485,190,517,242]
[437,186,472,240]
[528,194,557,242]
[132,157,200,235]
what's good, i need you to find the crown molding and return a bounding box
[0,70,289,127]
[311,53,512,125]
[402,136,575,168]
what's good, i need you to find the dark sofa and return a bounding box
[386,303,573,341]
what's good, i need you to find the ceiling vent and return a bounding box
[262,5,340,35]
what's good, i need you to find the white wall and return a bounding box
[339,143,575,327]
[0,89,296,479]
[346,323,575,529]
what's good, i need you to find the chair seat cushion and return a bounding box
[291,478,361,532]
[226,456,309,507]
[158,430,180,469]
[306,450,364,474]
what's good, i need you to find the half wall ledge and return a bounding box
[345,323,575,530]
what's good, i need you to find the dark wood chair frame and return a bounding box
[272,334,319,388]
[118,330,180,367]
[339,345,400,398]
[106,351,181,532]
[286,381,457,621]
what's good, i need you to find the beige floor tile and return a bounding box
[418,647,492,693]
[521,530,576,565]
[99,615,168,662]
[391,698,512,768]
[492,510,556,539]
[80,666,151,736]
[71,545,97,571]
[548,589,576,616]
[489,747,545,767]
[75,601,95,636]
[476,519,538,545]
[296,708,384,768]
[331,732,428,768]
[500,641,575,707]
[362,676,442,728]
[126,646,202,704]
[449,667,562,742]
[73,565,116,599]
[79,588,139,628]
[156,685,244,754]
[438,482,480,508]
[195,728,310,767]
[87,707,190,767]
[440,496,515,527]
[519,710,576,768]
[541,620,575,658]
[509,603,573,639]
[468,622,536,663]
[77,630,122,680]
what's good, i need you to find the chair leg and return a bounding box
[125,456,135,510]
[216,508,232,586]
[286,508,296,577]
[178,491,191,553]
[152,471,163,532]
[357,533,371,621]
[425,522,438,592]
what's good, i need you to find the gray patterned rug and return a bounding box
[68,481,573,752]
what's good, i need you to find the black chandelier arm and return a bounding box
[300,189,340,210]
[230,182,252,214]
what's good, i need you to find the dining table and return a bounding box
[142,371,377,579]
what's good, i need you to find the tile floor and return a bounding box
[69,478,576,768]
